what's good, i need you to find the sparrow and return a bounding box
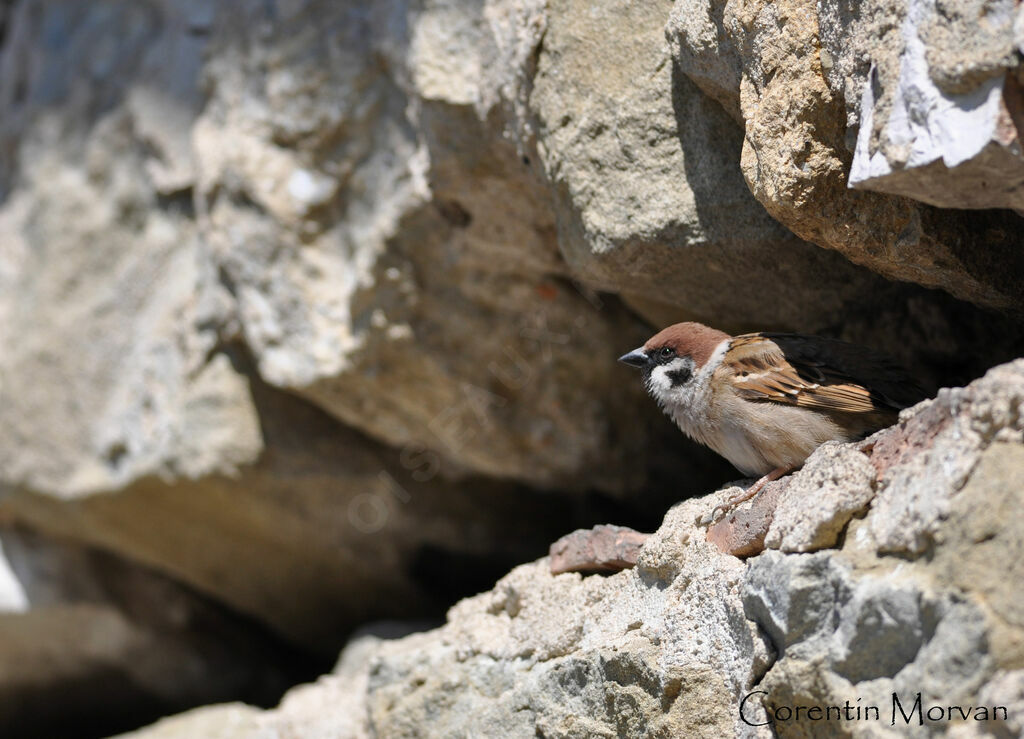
[619,322,926,519]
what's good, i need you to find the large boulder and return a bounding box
[527,0,891,335]
[1,0,1023,734]
[2,373,574,652]
[123,360,1024,738]
[840,0,1024,212]
[0,0,694,661]
[188,0,676,492]
[667,0,1024,313]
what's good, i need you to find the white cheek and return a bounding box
[647,358,695,401]
[654,340,730,446]
[648,365,673,394]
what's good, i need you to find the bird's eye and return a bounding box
[658,346,675,361]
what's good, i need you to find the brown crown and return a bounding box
[643,322,730,367]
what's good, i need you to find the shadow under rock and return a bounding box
[669,64,1024,396]
[0,526,328,739]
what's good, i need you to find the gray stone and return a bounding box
[531,0,916,337]
[125,500,773,738]
[111,705,268,739]
[864,360,1024,554]
[125,359,1024,738]
[743,551,852,657]
[189,0,667,493]
[0,0,666,662]
[0,0,252,497]
[764,442,877,553]
[664,0,743,121]
[831,581,925,683]
[848,1,1024,211]
[362,497,774,738]
[669,0,1024,312]
[2,377,569,652]
[3,1,1024,735]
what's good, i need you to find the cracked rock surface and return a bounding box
[125,360,1024,738]
[2,0,1024,733]
[668,0,1024,312]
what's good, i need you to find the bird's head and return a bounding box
[618,321,730,406]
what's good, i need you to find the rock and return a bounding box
[714,359,1024,558]
[548,524,650,575]
[530,0,919,337]
[190,0,670,494]
[668,0,1024,313]
[125,358,1024,738]
[0,0,694,664]
[2,376,570,653]
[744,362,1024,734]
[705,441,876,557]
[863,360,1024,555]
[111,705,266,739]
[663,0,743,121]
[363,499,775,738]
[0,527,299,739]
[847,1,1024,212]
[762,442,876,553]
[187,0,1005,492]
[743,550,853,658]
[966,670,1024,737]
[112,625,420,739]
[3,0,1024,735]
[125,499,775,738]
[1,0,1020,508]
[705,479,786,557]
[744,438,1021,731]
[930,441,1024,666]
[113,627,402,739]
[0,114,244,496]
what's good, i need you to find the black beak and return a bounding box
[618,348,648,369]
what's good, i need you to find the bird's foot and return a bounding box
[699,465,796,526]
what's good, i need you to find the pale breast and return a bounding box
[711,395,853,476]
[660,338,858,476]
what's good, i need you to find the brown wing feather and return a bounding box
[724,333,924,416]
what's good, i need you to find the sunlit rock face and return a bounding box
[124,361,1024,739]
[668,0,1024,313]
[1,0,1023,735]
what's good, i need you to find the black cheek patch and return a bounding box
[667,367,692,387]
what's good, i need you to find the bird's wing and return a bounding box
[722,333,923,415]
